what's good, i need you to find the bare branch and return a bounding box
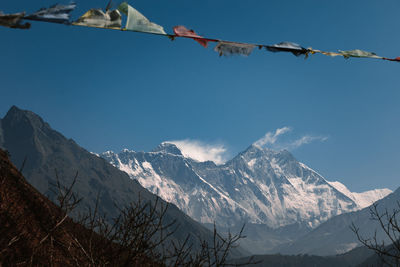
[351,203,400,266]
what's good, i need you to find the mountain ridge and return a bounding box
[279,186,400,256]
[101,142,391,230]
[101,143,392,254]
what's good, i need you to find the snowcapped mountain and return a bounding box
[101,142,391,229]
[327,181,392,209]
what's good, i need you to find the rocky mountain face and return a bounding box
[101,142,391,230]
[0,106,220,255]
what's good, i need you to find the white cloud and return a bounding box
[167,139,229,165]
[254,127,328,151]
[288,135,329,149]
[253,126,292,147]
[167,128,327,164]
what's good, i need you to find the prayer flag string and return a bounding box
[1,2,399,62]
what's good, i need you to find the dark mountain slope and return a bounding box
[234,246,374,267]
[0,148,91,265]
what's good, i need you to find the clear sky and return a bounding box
[1,0,399,192]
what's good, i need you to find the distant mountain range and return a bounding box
[0,106,228,256]
[101,142,391,231]
[1,105,397,259]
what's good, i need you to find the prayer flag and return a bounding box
[118,2,166,35]
[383,57,400,62]
[24,3,76,24]
[73,9,121,29]
[173,25,212,48]
[214,41,255,57]
[266,42,309,57]
[0,12,30,29]
[339,49,382,59]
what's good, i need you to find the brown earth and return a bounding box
[0,149,160,266]
[0,148,90,266]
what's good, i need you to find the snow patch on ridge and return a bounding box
[196,175,237,207]
[299,162,325,178]
[335,243,359,255]
[136,161,190,206]
[270,158,284,174]
[118,158,144,177]
[247,158,256,169]
[328,181,392,209]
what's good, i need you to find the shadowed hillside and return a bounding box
[0,149,106,265]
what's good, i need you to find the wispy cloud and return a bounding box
[168,139,229,165]
[168,128,327,164]
[254,127,291,147]
[254,127,328,150]
[289,135,329,149]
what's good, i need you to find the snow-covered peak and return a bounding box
[151,142,183,156]
[240,145,295,161]
[328,181,392,209]
[244,144,273,154]
[90,152,100,157]
[102,150,116,156]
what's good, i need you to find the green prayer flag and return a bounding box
[118,2,166,35]
[339,49,382,59]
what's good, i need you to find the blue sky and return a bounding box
[1,0,399,192]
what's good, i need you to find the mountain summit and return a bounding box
[101,143,391,230]
[152,142,183,156]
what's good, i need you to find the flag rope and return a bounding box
[1,2,398,62]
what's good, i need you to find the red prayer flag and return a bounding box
[383,57,400,62]
[173,25,211,48]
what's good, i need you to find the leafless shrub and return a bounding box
[1,166,257,266]
[351,202,400,267]
[166,224,256,267]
